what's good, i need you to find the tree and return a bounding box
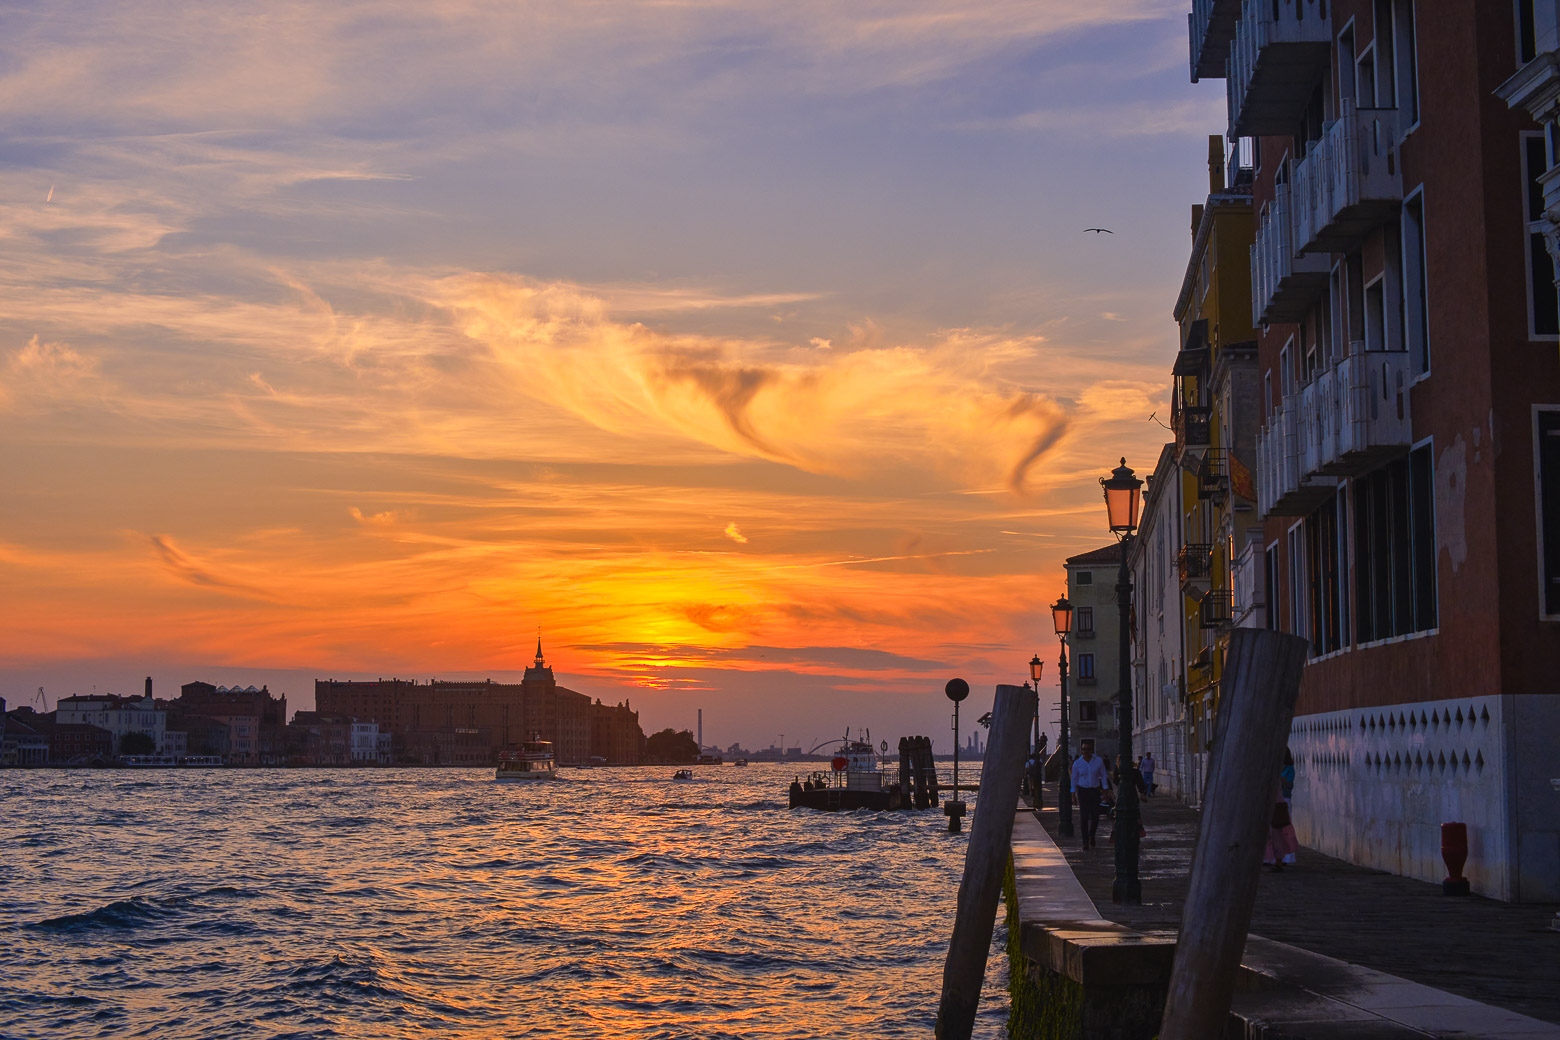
[645,728,699,763]
[119,731,156,756]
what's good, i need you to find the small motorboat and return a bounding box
[495,740,559,781]
[672,768,696,781]
[732,758,749,767]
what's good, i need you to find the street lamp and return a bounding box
[1052,594,1074,838]
[1101,457,1144,905]
[1028,655,1045,809]
[944,678,969,833]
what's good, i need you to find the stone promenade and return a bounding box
[1032,783,1560,1027]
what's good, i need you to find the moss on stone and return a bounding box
[1005,856,1085,1040]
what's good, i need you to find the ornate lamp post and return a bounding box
[1028,656,1044,808]
[1052,594,1074,838]
[1101,457,1144,904]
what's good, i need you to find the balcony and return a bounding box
[1251,181,1330,324]
[1227,0,1331,137]
[1198,449,1230,502]
[1189,0,1242,82]
[1255,395,1337,517]
[1199,590,1234,629]
[1255,342,1412,516]
[1178,543,1213,595]
[1292,99,1403,254]
[1177,405,1212,450]
[1296,343,1413,478]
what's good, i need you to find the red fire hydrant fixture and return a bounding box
[1441,821,1471,896]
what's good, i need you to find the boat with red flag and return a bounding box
[787,729,906,811]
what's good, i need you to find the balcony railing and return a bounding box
[1199,590,1234,629]
[1198,449,1230,501]
[1292,99,1402,254]
[1296,342,1414,477]
[1178,405,1212,449]
[1189,0,1242,82]
[1255,342,1412,516]
[1251,181,1330,325]
[1227,0,1331,137]
[1178,543,1214,594]
[1231,530,1266,625]
[1255,394,1337,517]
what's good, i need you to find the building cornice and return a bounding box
[1497,53,1560,122]
[1173,191,1253,325]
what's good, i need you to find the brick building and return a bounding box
[315,642,643,765]
[1182,0,1560,900]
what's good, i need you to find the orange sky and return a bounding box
[0,1,1215,744]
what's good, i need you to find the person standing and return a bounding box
[1070,738,1109,849]
[1140,751,1156,797]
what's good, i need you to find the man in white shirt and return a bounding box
[1070,739,1110,849]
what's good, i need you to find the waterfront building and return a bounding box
[0,702,51,766]
[56,681,167,756]
[1187,0,1560,900]
[1129,443,1194,801]
[1063,543,1125,764]
[170,682,289,765]
[48,719,114,763]
[316,642,644,765]
[591,699,645,765]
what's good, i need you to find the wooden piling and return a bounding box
[933,682,1037,1040]
[1158,628,1309,1040]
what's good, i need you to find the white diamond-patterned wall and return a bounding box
[1286,695,1510,900]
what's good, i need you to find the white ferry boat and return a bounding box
[495,740,558,782]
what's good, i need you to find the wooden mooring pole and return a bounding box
[933,682,1036,1040]
[1158,628,1308,1040]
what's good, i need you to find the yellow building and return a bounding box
[1133,135,1265,802]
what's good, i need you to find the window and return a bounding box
[1078,700,1099,723]
[1305,491,1349,656]
[1288,523,1309,645]
[1522,133,1560,338]
[1393,0,1419,127]
[1519,1,1538,65]
[1075,571,1093,586]
[1402,191,1430,372]
[1077,653,1097,682]
[1266,544,1282,631]
[1354,444,1438,641]
[1538,409,1560,616]
[1076,606,1095,635]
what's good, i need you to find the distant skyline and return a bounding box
[0,1,1219,746]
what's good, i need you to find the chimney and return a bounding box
[697,708,703,751]
[1208,134,1225,193]
[145,676,153,701]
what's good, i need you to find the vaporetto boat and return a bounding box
[494,740,559,781]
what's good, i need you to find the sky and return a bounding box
[0,0,1222,750]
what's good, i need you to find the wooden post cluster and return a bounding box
[898,736,940,809]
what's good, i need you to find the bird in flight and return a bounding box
[1083,227,1114,234]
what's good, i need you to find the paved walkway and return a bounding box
[1031,783,1560,1027]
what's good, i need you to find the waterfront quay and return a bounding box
[1005,786,1560,1039]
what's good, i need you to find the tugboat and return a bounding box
[495,739,558,781]
[788,730,905,811]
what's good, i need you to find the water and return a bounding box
[1,765,1011,1038]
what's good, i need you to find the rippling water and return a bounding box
[1,765,1011,1038]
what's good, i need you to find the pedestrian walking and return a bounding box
[1263,748,1300,872]
[1140,751,1156,796]
[1070,738,1108,849]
